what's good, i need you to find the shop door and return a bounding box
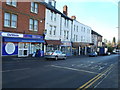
[18,43,29,57]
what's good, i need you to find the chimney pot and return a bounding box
[71,16,76,20]
[63,5,68,16]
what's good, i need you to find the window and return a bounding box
[81,36,83,41]
[64,19,66,26]
[4,13,10,27]
[29,19,33,30]
[11,14,17,28]
[53,26,56,35]
[6,0,17,7]
[4,12,17,28]
[76,35,78,41]
[64,31,66,39]
[34,20,38,31]
[74,34,76,41]
[50,25,52,35]
[29,19,38,31]
[77,26,78,32]
[84,27,85,32]
[74,25,75,31]
[67,20,69,27]
[54,13,56,21]
[67,31,69,39]
[31,2,38,14]
[51,11,53,21]
[81,27,83,32]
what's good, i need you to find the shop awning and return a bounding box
[72,42,80,48]
[45,40,62,45]
[3,37,45,43]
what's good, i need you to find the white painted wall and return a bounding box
[92,34,98,46]
[45,9,61,40]
[71,20,92,44]
[60,17,72,42]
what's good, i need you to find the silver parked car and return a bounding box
[88,52,98,57]
[45,50,67,60]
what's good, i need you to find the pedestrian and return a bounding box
[35,49,39,57]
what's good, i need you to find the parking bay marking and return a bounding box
[51,65,102,75]
[1,68,31,73]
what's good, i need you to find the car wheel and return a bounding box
[55,56,58,60]
[63,56,67,60]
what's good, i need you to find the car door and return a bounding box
[57,51,62,59]
[59,51,65,59]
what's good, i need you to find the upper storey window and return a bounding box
[31,2,38,14]
[6,0,17,7]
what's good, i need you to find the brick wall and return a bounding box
[1,2,45,35]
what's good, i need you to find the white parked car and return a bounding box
[45,50,67,60]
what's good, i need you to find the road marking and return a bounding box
[76,64,114,90]
[1,68,31,72]
[51,65,101,75]
[94,69,114,88]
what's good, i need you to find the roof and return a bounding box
[91,30,102,37]
[40,2,73,21]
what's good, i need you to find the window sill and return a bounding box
[30,11,38,15]
[4,26,17,29]
[6,4,17,8]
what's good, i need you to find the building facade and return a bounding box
[42,1,62,53]
[60,5,73,56]
[1,1,46,57]
[91,30,102,51]
[71,16,92,55]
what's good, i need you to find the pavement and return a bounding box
[2,55,87,63]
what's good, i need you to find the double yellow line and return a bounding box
[76,64,114,90]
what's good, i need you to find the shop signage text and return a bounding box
[2,32,23,38]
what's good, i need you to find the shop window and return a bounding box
[6,0,17,7]
[31,2,38,14]
[4,12,17,28]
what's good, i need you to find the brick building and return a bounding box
[0,1,46,57]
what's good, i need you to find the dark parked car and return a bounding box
[88,52,98,57]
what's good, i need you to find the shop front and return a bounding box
[1,32,44,57]
[61,41,72,56]
[45,40,62,53]
[72,42,80,56]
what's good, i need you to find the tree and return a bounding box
[117,41,120,49]
[107,41,114,52]
[112,37,116,47]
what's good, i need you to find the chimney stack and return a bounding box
[48,0,56,8]
[71,16,76,20]
[63,5,68,16]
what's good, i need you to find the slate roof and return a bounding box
[40,2,73,21]
[92,30,102,37]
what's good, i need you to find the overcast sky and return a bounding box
[56,0,119,42]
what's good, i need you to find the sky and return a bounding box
[56,0,119,42]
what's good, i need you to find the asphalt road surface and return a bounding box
[2,54,119,89]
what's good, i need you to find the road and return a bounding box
[2,54,119,89]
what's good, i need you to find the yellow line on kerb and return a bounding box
[76,64,114,90]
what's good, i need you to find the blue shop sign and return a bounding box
[1,32,44,39]
[23,34,43,39]
[3,37,45,43]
